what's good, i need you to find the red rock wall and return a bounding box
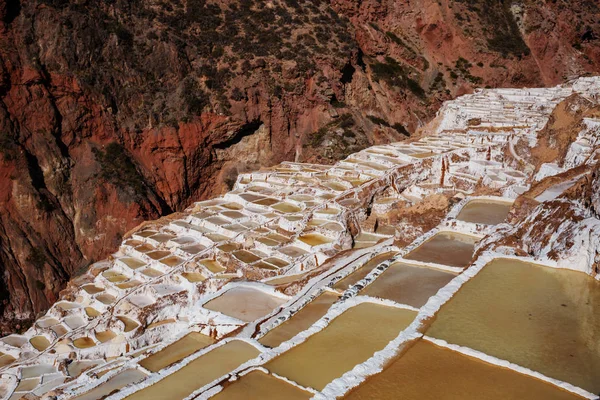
[1,0,600,333]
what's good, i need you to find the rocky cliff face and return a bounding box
[1,0,600,333]
[331,0,600,131]
[0,0,361,333]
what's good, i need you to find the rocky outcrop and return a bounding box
[331,0,600,131]
[479,166,600,278]
[529,94,600,170]
[0,0,362,333]
[1,0,600,333]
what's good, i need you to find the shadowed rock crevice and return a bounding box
[214,120,263,150]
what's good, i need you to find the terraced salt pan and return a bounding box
[199,259,226,273]
[6,78,600,399]
[72,369,148,400]
[203,287,288,323]
[360,263,456,308]
[259,291,340,348]
[333,252,399,292]
[212,370,312,400]
[298,233,333,247]
[73,337,96,349]
[95,330,118,343]
[455,199,512,225]
[29,336,51,351]
[264,272,308,286]
[181,272,206,282]
[403,231,478,269]
[265,302,417,390]
[344,340,585,400]
[139,332,215,372]
[67,360,103,378]
[427,258,600,394]
[125,341,260,400]
[0,354,16,368]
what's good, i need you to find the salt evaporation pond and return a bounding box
[427,258,600,393]
[360,263,456,308]
[212,370,311,400]
[259,292,339,348]
[125,341,260,400]
[404,232,478,269]
[140,332,215,372]
[29,336,51,351]
[73,369,148,400]
[298,233,333,247]
[204,287,287,322]
[266,303,417,390]
[456,199,512,225]
[0,353,16,368]
[117,315,140,332]
[344,340,584,400]
[333,252,399,291]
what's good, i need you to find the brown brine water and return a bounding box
[125,341,260,400]
[259,291,339,348]
[427,258,600,393]
[139,332,215,372]
[360,263,456,308]
[456,199,512,225]
[212,370,312,400]
[404,232,478,269]
[265,303,417,390]
[204,287,287,322]
[344,340,584,400]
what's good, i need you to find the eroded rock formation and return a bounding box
[1,0,600,333]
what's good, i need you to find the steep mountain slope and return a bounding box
[331,0,600,132]
[1,0,600,333]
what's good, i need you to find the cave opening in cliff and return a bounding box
[341,63,356,85]
[4,0,20,24]
[214,120,263,149]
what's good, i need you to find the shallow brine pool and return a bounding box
[427,258,600,393]
[344,340,584,400]
[456,199,512,225]
[266,302,417,390]
[404,232,478,269]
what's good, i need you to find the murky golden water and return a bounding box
[117,316,139,332]
[427,258,600,393]
[199,259,226,273]
[344,340,584,400]
[232,250,261,264]
[30,336,51,351]
[0,354,16,368]
[139,332,215,372]
[74,369,148,400]
[299,233,333,246]
[181,272,206,282]
[259,292,339,348]
[266,303,417,390]
[333,252,398,292]
[73,337,96,349]
[404,232,478,269]
[125,341,260,400]
[212,370,311,400]
[360,263,456,308]
[120,257,146,270]
[95,330,117,343]
[456,199,512,225]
